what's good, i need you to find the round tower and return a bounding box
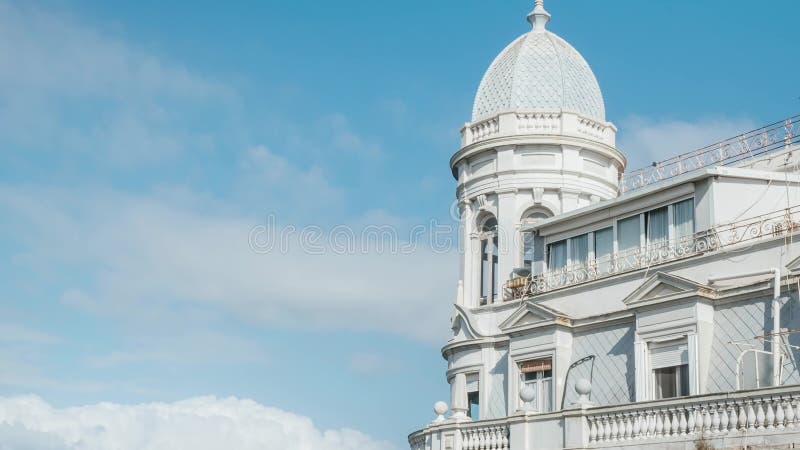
[454,1,626,307]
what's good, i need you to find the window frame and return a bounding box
[520,208,552,274]
[652,364,690,399]
[478,216,499,305]
[540,196,696,273]
[518,358,554,413]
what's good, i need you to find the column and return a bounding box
[496,189,517,299]
[451,372,469,419]
[634,340,649,402]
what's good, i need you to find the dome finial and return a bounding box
[527,0,551,32]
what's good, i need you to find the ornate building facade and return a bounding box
[409,2,800,449]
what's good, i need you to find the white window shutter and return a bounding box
[465,373,479,393]
[650,341,688,369]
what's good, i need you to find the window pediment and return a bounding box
[623,272,716,308]
[499,301,571,332]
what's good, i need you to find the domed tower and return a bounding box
[454,1,625,307]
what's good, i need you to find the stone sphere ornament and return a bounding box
[519,384,536,405]
[575,378,592,403]
[433,401,448,422]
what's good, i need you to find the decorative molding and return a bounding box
[786,254,800,274]
[451,304,486,340]
[533,187,544,204]
[623,272,716,308]
[498,300,571,332]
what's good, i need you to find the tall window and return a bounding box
[466,373,480,420]
[480,217,498,305]
[522,210,550,273]
[617,215,641,254]
[570,234,589,267]
[547,240,567,270]
[650,340,690,399]
[594,227,613,274]
[520,358,552,412]
[646,206,669,249]
[673,198,695,240]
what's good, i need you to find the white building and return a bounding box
[409,2,800,449]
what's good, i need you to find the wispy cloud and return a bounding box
[0,1,234,169]
[0,395,395,450]
[0,184,455,343]
[617,116,758,170]
[87,332,269,368]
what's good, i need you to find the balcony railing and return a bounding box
[409,418,510,450]
[586,386,800,446]
[504,205,800,301]
[409,385,800,450]
[619,115,800,194]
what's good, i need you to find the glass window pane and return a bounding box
[646,206,669,247]
[594,227,613,273]
[492,236,499,298]
[654,367,678,399]
[679,364,690,396]
[673,199,695,239]
[523,232,535,271]
[481,240,489,298]
[594,227,613,258]
[570,234,589,266]
[468,391,480,420]
[482,217,497,233]
[617,215,640,252]
[548,240,567,269]
[541,378,552,412]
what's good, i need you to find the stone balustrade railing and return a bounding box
[469,117,500,142]
[409,385,800,450]
[460,423,509,450]
[408,417,513,450]
[460,111,616,147]
[586,386,800,447]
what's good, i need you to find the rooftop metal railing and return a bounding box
[619,115,800,194]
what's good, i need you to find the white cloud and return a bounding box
[322,113,384,159]
[0,395,394,450]
[0,186,456,343]
[617,116,758,170]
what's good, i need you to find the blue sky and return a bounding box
[0,0,798,448]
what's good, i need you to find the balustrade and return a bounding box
[460,424,509,450]
[586,394,800,445]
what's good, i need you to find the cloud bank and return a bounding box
[0,395,394,450]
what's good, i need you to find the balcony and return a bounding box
[504,205,800,301]
[409,385,800,450]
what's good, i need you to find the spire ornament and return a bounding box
[527,0,551,32]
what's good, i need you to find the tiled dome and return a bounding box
[471,4,605,123]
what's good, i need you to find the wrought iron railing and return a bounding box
[619,115,800,194]
[504,205,800,300]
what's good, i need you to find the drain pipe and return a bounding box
[709,268,781,387]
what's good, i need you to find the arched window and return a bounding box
[521,209,551,274]
[479,216,498,305]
